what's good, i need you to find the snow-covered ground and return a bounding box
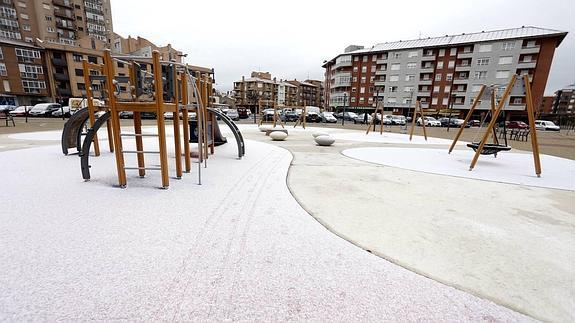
[0,137,530,321]
[332,131,464,145]
[342,147,575,191]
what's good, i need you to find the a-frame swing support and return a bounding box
[467,74,542,176]
[366,101,385,135]
[409,100,427,141]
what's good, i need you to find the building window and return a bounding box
[73,54,83,62]
[435,74,442,81]
[404,86,414,92]
[450,48,457,55]
[45,16,52,21]
[353,66,358,72]
[372,54,377,61]
[433,86,440,93]
[448,60,455,68]
[477,58,490,66]
[361,66,367,73]
[20,13,29,20]
[437,61,444,69]
[387,97,397,103]
[446,73,453,81]
[354,56,359,61]
[405,74,415,82]
[3,80,10,92]
[408,51,418,58]
[362,56,367,62]
[15,48,41,62]
[442,98,449,105]
[0,63,7,76]
[407,62,417,69]
[389,86,397,92]
[43,4,50,9]
[432,97,438,104]
[474,71,488,79]
[438,49,445,57]
[390,63,400,71]
[0,48,3,60]
[352,76,357,82]
[361,76,366,83]
[479,44,492,52]
[389,75,399,82]
[499,56,513,65]
[88,56,98,64]
[75,68,83,76]
[444,85,451,93]
[22,24,31,31]
[77,83,86,90]
[117,62,125,68]
[496,70,510,79]
[370,65,376,73]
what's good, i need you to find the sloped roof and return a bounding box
[324,26,568,66]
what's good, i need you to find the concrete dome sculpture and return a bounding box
[314,135,335,146]
[270,131,288,141]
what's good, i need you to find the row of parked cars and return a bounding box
[0,103,71,118]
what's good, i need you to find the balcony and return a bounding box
[417,90,431,97]
[332,81,351,88]
[517,61,537,69]
[56,21,76,30]
[376,59,388,64]
[53,0,73,9]
[333,60,352,69]
[54,9,73,19]
[54,73,69,81]
[520,45,540,55]
[330,71,351,80]
[374,81,386,86]
[455,64,471,72]
[420,67,434,73]
[375,69,387,76]
[453,78,469,84]
[419,79,432,85]
[422,54,436,61]
[457,51,474,59]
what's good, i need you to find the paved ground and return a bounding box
[1,118,574,321]
[242,125,575,322]
[0,133,531,321]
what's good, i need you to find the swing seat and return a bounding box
[467,142,511,155]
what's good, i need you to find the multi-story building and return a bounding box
[0,38,50,105]
[0,0,113,45]
[111,33,182,62]
[234,72,324,111]
[551,87,575,115]
[539,95,554,115]
[305,79,325,108]
[323,26,567,117]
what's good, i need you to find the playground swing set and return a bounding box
[61,49,245,189]
[448,74,542,176]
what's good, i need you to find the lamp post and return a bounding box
[342,92,347,126]
[447,93,456,132]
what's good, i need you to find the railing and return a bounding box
[53,0,73,8]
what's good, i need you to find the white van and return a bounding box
[305,106,321,114]
[534,120,560,131]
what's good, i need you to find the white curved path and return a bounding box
[0,139,530,321]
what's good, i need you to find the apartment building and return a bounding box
[111,33,182,62]
[551,87,575,115]
[306,79,325,108]
[234,71,324,111]
[0,0,113,45]
[0,38,50,105]
[323,26,567,117]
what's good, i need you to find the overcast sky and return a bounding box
[111,0,574,94]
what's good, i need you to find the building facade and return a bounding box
[0,0,185,105]
[234,71,324,111]
[551,87,575,115]
[323,27,567,117]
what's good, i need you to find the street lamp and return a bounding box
[342,92,347,126]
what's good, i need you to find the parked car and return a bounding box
[237,108,250,119]
[321,111,337,123]
[417,116,441,127]
[28,103,61,117]
[354,113,372,124]
[119,111,133,119]
[226,109,240,121]
[468,120,481,127]
[305,112,322,123]
[280,110,298,122]
[341,112,358,121]
[262,108,276,121]
[391,115,406,125]
[141,112,156,119]
[534,120,560,131]
[507,121,529,129]
[51,106,71,117]
[0,105,17,113]
[439,117,468,128]
[8,106,33,117]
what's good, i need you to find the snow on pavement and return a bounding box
[0,139,532,321]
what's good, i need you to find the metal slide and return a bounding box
[79,112,111,180]
[207,108,245,158]
[61,107,89,155]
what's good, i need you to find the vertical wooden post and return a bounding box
[469,75,516,171]
[128,60,145,177]
[409,101,418,141]
[194,72,204,164]
[206,74,215,154]
[103,50,127,187]
[82,59,100,156]
[201,74,210,158]
[524,75,542,177]
[152,51,169,188]
[420,101,428,140]
[448,85,486,153]
[172,64,183,178]
[181,71,191,173]
[379,103,384,135]
[489,90,500,145]
[303,104,307,129]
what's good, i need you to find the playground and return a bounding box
[1,66,575,322]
